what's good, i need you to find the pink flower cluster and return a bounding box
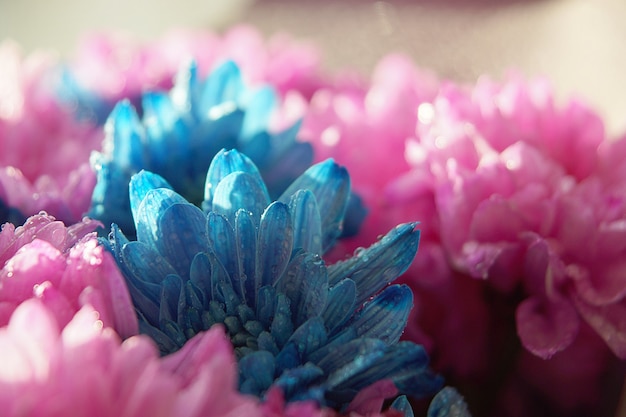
[299,63,625,416]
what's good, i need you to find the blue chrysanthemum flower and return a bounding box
[89,60,327,236]
[107,148,443,409]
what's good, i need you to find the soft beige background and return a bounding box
[1,0,625,135]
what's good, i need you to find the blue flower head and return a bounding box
[108,148,443,410]
[89,60,317,236]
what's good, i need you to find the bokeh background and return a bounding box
[1,0,625,415]
[2,0,626,135]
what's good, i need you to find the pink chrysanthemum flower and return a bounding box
[300,59,624,416]
[0,213,137,338]
[0,299,261,417]
[0,42,101,224]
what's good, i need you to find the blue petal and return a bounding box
[235,209,258,305]
[273,363,325,402]
[256,202,294,289]
[322,278,357,334]
[159,274,183,324]
[129,170,174,219]
[288,190,323,255]
[391,396,415,417]
[328,222,420,305]
[121,241,177,294]
[275,251,327,327]
[270,292,294,349]
[154,203,208,279]
[279,159,350,252]
[322,338,387,388]
[135,188,189,249]
[199,60,244,110]
[240,86,276,141]
[211,171,271,225]
[107,100,147,170]
[285,316,328,358]
[204,149,267,211]
[350,284,413,345]
[206,212,243,297]
[427,387,472,417]
[330,341,436,394]
[239,350,276,395]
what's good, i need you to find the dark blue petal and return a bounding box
[275,251,327,327]
[322,278,357,334]
[288,190,323,255]
[206,212,243,298]
[159,274,183,324]
[121,241,177,295]
[235,209,258,306]
[350,284,413,345]
[342,342,441,398]
[286,316,328,359]
[239,350,276,395]
[322,338,387,387]
[189,252,212,303]
[279,159,350,252]
[203,149,266,210]
[256,285,276,328]
[256,202,293,289]
[134,188,189,249]
[270,293,293,349]
[427,387,472,417]
[273,363,325,402]
[340,192,368,238]
[212,171,271,226]
[328,222,420,305]
[155,203,208,279]
[129,170,174,219]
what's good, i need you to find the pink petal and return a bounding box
[516,296,580,359]
[572,295,626,359]
[345,379,398,415]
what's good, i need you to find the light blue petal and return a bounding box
[200,60,244,110]
[129,170,174,219]
[211,171,271,225]
[256,202,294,289]
[279,159,350,252]
[240,86,276,141]
[350,284,413,345]
[288,190,323,255]
[155,203,208,279]
[427,387,472,417]
[107,100,147,170]
[328,222,420,305]
[135,188,189,249]
[203,149,267,210]
[285,316,328,358]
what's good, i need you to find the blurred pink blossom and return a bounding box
[300,56,624,416]
[0,42,100,223]
[0,213,137,338]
